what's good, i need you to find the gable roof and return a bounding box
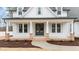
[7,7,70,12]
[7,7,30,12]
[47,8,57,17]
[63,7,70,11]
[23,7,29,12]
[67,7,79,19]
[6,7,17,11]
[22,7,58,17]
[49,7,70,11]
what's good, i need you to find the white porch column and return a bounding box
[30,21,33,39]
[30,21,32,33]
[46,21,49,33]
[5,22,10,40]
[6,22,9,33]
[70,21,74,41]
[71,21,74,34]
[46,21,49,37]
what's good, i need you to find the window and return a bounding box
[52,24,61,33]
[18,8,22,15]
[9,26,13,31]
[18,11,22,15]
[24,24,27,33]
[57,7,61,15]
[9,11,13,17]
[57,11,61,15]
[38,7,41,15]
[19,24,28,33]
[52,24,55,33]
[19,24,22,33]
[57,24,61,33]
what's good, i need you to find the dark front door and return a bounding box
[35,23,44,36]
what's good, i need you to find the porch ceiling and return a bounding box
[5,19,73,23]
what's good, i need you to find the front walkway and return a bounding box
[32,41,79,51]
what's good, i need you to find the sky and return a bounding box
[0,7,6,27]
[0,7,6,18]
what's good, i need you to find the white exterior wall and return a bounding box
[57,11,67,17]
[74,22,79,37]
[0,19,73,41]
[3,18,74,41]
[61,11,67,17]
[49,23,70,40]
[11,7,67,18]
[8,22,71,40]
[13,12,22,18]
[9,23,30,40]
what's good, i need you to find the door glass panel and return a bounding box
[24,24,27,33]
[57,24,61,33]
[35,23,44,35]
[52,24,55,33]
[19,24,22,33]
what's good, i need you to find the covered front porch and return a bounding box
[4,18,74,41]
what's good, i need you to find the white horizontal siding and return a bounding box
[48,23,70,39]
[74,22,79,37]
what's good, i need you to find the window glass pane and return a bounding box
[19,24,22,33]
[9,26,13,31]
[52,24,55,33]
[24,24,27,33]
[57,7,61,15]
[38,7,41,15]
[18,7,22,15]
[18,11,22,15]
[57,24,61,33]
[57,11,61,15]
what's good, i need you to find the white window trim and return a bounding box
[36,7,43,16]
[22,24,24,33]
[18,23,28,33]
[54,23,57,33]
[52,23,61,33]
[18,24,22,33]
[51,23,55,33]
[57,7,63,16]
[57,23,61,33]
[17,7,23,17]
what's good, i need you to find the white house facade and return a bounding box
[0,7,78,41]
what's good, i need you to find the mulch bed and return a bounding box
[1,38,79,47]
[0,40,40,48]
[47,38,79,46]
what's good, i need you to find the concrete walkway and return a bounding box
[32,41,79,51]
